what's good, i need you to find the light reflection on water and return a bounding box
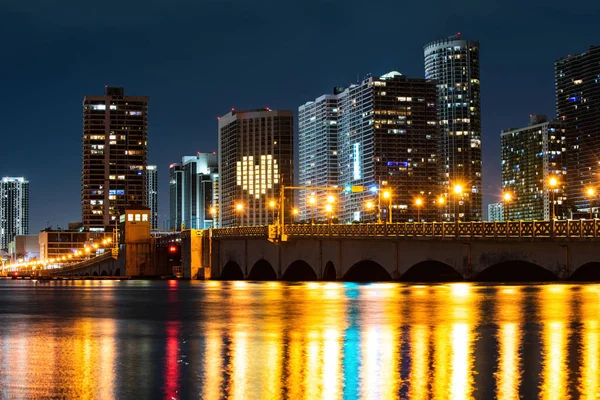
[0,280,599,399]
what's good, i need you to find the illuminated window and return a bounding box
[135,214,141,222]
[142,214,148,222]
[128,214,134,221]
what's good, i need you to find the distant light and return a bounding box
[169,245,177,253]
[370,186,378,193]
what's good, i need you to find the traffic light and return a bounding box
[169,245,177,253]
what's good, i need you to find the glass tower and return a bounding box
[0,177,29,250]
[424,34,482,221]
[555,45,600,214]
[501,115,566,220]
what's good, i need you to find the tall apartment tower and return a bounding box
[299,72,440,223]
[424,34,482,221]
[146,165,158,229]
[555,46,600,214]
[0,177,29,250]
[501,115,567,220]
[298,92,340,222]
[169,153,218,230]
[169,163,184,230]
[82,87,149,231]
[218,109,294,227]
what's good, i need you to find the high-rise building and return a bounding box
[555,46,600,214]
[146,165,158,229]
[487,202,504,222]
[501,115,566,220]
[218,109,294,227]
[298,92,340,222]
[169,163,183,230]
[169,154,218,230]
[424,34,482,221]
[299,72,440,223]
[82,87,149,231]
[0,177,29,250]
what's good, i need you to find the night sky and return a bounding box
[1,0,599,232]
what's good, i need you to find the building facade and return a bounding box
[487,202,504,222]
[38,230,110,261]
[298,93,340,223]
[0,177,29,250]
[82,87,149,231]
[501,115,566,220]
[218,109,294,227]
[146,165,158,229]
[299,72,440,223]
[555,46,600,214]
[169,153,218,230]
[424,34,482,221]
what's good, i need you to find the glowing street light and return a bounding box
[268,199,277,224]
[437,195,446,222]
[325,204,333,226]
[503,192,512,221]
[415,197,423,222]
[308,194,316,225]
[235,203,244,226]
[586,187,596,219]
[453,184,464,222]
[326,195,336,204]
[549,177,558,220]
[292,207,299,223]
[382,190,392,223]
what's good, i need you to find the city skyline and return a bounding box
[1,0,599,231]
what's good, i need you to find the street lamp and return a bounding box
[549,177,558,220]
[292,208,299,223]
[586,187,596,219]
[453,184,463,222]
[382,190,392,223]
[365,200,375,223]
[235,203,244,226]
[503,192,512,221]
[415,197,423,222]
[437,196,445,222]
[268,199,277,224]
[325,204,333,226]
[308,195,316,225]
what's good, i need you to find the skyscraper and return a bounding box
[501,115,566,220]
[169,163,183,230]
[487,202,504,222]
[169,153,218,230]
[0,177,29,250]
[299,72,440,223]
[218,109,294,227]
[82,87,149,231]
[424,34,482,221]
[298,92,340,222]
[146,165,158,229]
[555,46,600,214]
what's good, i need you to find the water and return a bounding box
[0,280,599,399]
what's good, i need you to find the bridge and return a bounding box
[186,220,600,282]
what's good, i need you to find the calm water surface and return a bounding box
[0,280,599,399]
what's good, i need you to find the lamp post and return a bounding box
[292,208,299,223]
[382,190,392,223]
[586,187,595,219]
[437,196,445,222]
[268,200,277,224]
[365,200,375,222]
[308,195,316,225]
[503,192,512,221]
[453,184,463,222]
[549,177,557,220]
[415,198,423,222]
[235,203,244,226]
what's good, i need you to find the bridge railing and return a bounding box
[48,252,115,275]
[212,220,600,239]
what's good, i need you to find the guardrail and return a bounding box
[212,220,600,240]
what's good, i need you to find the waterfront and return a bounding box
[0,280,599,399]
